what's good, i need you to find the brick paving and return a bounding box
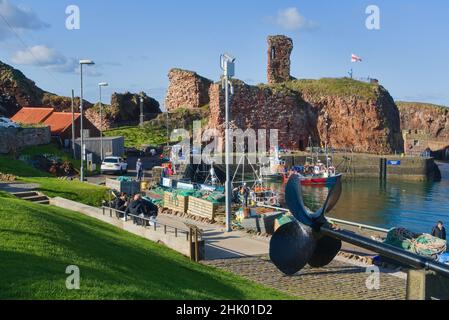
[204,256,406,300]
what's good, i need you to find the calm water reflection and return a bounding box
[269,163,449,234]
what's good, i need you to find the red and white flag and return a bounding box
[351,54,362,62]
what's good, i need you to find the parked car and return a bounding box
[0,117,20,129]
[101,157,128,175]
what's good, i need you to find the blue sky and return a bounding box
[0,0,448,108]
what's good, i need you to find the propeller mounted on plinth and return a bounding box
[269,174,343,275]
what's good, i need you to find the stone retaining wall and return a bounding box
[0,126,51,154]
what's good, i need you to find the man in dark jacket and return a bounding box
[113,193,128,210]
[432,221,447,240]
[113,192,128,218]
[142,198,158,218]
[126,194,147,225]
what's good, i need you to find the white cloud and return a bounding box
[0,0,49,40]
[269,7,318,31]
[12,45,111,77]
[12,45,65,66]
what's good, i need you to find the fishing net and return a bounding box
[384,228,447,258]
[172,189,225,204]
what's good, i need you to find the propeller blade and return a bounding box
[307,235,342,268]
[269,221,316,275]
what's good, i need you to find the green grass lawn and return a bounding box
[0,193,294,300]
[0,154,108,207]
[105,124,168,148]
[21,144,82,171]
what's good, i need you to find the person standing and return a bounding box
[432,221,447,240]
[136,158,144,181]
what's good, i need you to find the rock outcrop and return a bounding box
[86,92,161,130]
[0,60,90,116]
[398,102,449,139]
[0,61,45,116]
[165,68,213,111]
[0,60,161,128]
[41,94,92,112]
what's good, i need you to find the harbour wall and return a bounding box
[282,153,440,182]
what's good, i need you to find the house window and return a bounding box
[271,47,276,60]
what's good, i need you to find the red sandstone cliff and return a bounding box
[397,102,449,139]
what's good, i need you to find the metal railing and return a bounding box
[101,206,202,241]
[258,204,390,234]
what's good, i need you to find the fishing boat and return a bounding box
[296,137,342,186]
[299,172,342,186]
[259,147,286,181]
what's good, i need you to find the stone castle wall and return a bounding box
[208,82,317,151]
[165,69,213,111]
[267,35,293,84]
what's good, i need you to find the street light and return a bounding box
[98,82,109,161]
[139,94,145,127]
[220,53,235,233]
[79,59,95,182]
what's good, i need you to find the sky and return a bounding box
[0,0,448,108]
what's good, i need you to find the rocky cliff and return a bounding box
[397,102,449,139]
[86,92,162,130]
[0,61,46,116]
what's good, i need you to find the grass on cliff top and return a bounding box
[0,192,294,300]
[0,154,108,207]
[396,101,449,111]
[260,77,380,100]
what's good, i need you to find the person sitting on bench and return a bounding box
[114,192,128,218]
[142,198,158,225]
[126,194,147,226]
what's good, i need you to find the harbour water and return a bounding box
[270,162,449,234]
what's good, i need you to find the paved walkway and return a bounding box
[204,256,407,300]
[0,182,40,193]
[158,212,407,300]
[157,213,271,259]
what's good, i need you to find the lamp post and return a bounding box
[220,53,235,233]
[139,94,144,127]
[71,89,76,159]
[79,59,95,182]
[98,82,109,161]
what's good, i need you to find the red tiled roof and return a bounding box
[11,107,54,124]
[43,112,81,135]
